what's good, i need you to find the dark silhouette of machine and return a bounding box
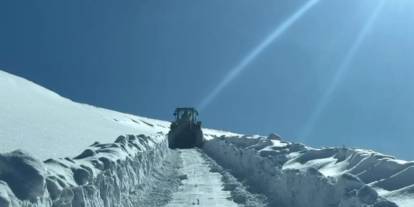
[168,107,204,149]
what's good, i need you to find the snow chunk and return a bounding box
[358,185,379,204]
[0,150,47,201]
[0,181,19,207]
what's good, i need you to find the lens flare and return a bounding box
[198,0,321,111]
[300,0,387,141]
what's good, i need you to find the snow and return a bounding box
[0,70,170,160]
[1,70,413,207]
[0,70,266,207]
[202,128,241,141]
[166,149,267,207]
[203,134,409,207]
[166,149,238,207]
[0,134,175,206]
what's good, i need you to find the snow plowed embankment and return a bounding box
[0,70,177,206]
[203,135,402,207]
[0,134,176,207]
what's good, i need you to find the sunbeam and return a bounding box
[198,0,321,111]
[300,0,387,142]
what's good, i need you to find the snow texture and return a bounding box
[203,134,410,207]
[199,150,268,206]
[166,149,238,207]
[0,134,175,206]
[1,70,412,207]
[0,70,170,160]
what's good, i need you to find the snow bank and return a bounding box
[0,70,179,206]
[203,135,403,207]
[199,150,268,206]
[0,133,172,207]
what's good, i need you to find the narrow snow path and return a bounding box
[165,149,239,207]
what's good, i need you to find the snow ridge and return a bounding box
[0,133,173,207]
[0,69,170,160]
[203,134,406,207]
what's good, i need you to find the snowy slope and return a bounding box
[204,134,412,207]
[0,70,246,207]
[0,70,170,159]
[0,70,176,206]
[1,70,412,207]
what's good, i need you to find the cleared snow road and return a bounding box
[165,149,239,207]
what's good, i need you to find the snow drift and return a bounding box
[0,70,170,160]
[0,133,172,207]
[203,134,412,207]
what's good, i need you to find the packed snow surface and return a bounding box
[166,149,238,207]
[0,70,170,159]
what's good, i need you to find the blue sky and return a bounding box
[1,0,413,159]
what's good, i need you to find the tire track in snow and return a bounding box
[165,149,239,207]
[164,149,268,207]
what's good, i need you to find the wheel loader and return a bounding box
[168,107,204,149]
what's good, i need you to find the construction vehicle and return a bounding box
[168,107,204,149]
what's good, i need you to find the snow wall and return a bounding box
[0,134,169,207]
[203,135,400,207]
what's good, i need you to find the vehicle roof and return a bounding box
[174,107,199,113]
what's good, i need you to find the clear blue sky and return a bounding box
[1,0,413,159]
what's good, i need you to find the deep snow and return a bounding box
[0,133,177,207]
[203,134,412,207]
[0,70,248,207]
[1,70,413,207]
[0,70,170,160]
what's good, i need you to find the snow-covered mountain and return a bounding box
[0,70,171,159]
[0,70,412,207]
